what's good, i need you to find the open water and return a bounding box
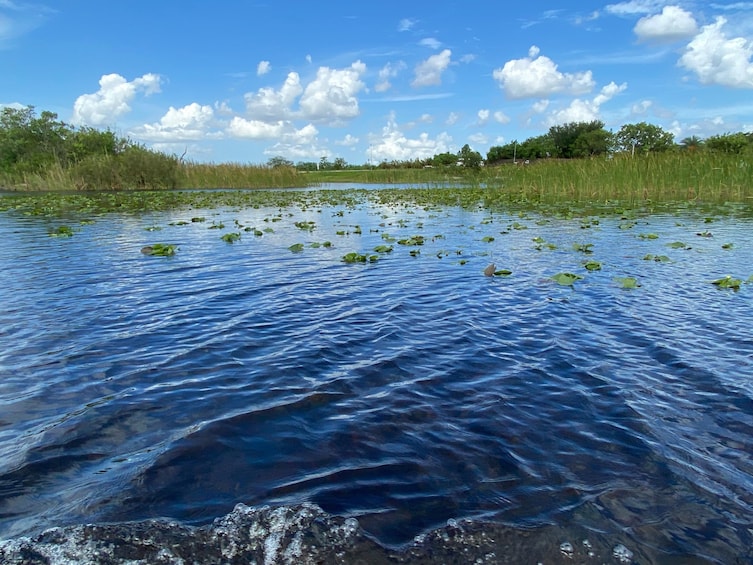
[1,190,752,563]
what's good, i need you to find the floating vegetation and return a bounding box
[49,225,74,237]
[668,241,690,249]
[342,252,378,263]
[397,236,425,246]
[696,230,713,237]
[722,243,734,249]
[638,233,658,239]
[551,272,583,286]
[373,245,393,253]
[141,243,177,256]
[643,254,671,262]
[584,260,602,271]
[191,217,206,223]
[711,275,743,290]
[221,233,241,243]
[208,222,225,230]
[573,243,594,254]
[482,236,495,243]
[614,276,641,289]
[145,226,162,232]
[494,269,512,276]
[288,243,305,253]
[294,221,315,231]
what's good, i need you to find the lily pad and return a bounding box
[584,260,602,271]
[221,232,241,243]
[667,241,690,249]
[712,275,742,290]
[482,236,495,243]
[49,225,74,237]
[373,245,393,253]
[494,269,512,276]
[288,243,305,253]
[142,243,177,256]
[551,272,583,286]
[573,243,594,253]
[614,276,640,289]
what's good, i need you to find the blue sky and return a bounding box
[2,1,752,164]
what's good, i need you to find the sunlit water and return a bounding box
[1,193,752,562]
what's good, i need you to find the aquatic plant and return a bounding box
[551,272,583,285]
[614,276,640,289]
[49,225,74,237]
[573,243,594,253]
[711,275,743,290]
[373,245,393,253]
[288,243,305,253]
[643,254,671,262]
[342,252,378,263]
[221,233,241,243]
[141,243,177,256]
[584,260,602,271]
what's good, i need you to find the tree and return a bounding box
[615,122,674,155]
[267,155,294,168]
[548,121,608,158]
[333,157,347,170]
[705,132,749,154]
[432,152,458,167]
[679,136,703,152]
[458,144,483,169]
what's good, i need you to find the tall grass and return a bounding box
[177,162,304,189]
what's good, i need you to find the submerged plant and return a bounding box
[614,276,641,289]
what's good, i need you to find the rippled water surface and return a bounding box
[1,191,752,562]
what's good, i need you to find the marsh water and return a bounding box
[1,188,752,563]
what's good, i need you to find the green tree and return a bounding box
[548,121,607,158]
[705,132,749,154]
[333,157,347,170]
[432,151,458,166]
[267,155,294,168]
[679,136,703,152]
[458,144,483,169]
[615,122,674,155]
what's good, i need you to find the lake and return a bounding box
[1,188,752,563]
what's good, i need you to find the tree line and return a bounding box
[1,106,181,189]
[281,121,753,171]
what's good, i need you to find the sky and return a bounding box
[2,1,753,165]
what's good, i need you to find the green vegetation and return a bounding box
[2,106,752,203]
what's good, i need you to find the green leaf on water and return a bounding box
[668,241,689,249]
[614,276,640,289]
[309,242,321,248]
[638,233,658,239]
[573,243,594,253]
[482,236,495,242]
[551,272,583,286]
[584,260,602,271]
[142,243,177,256]
[712,275,742,289]
[373,245,393,253]
[722,243,734,249]
[49,225,74,237]
[221,232,241,243]
[494,269,512,276]
[288,243,305,253]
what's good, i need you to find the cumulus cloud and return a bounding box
[244,72,303,120]
[227,117,318,144]
[375,61,406,92]
[398,18,417,32]
[299,61,367,124]
[336,133,359,146]
[446,112,460,125]
[493,110,510,124]
[371,111,452,161]
[419,37,442,49]
[131,102,217,141]
[257,60,271,76]
[476,109,490,126]
[678,16,753,88]
[634,6,697,43]
[493,46,594,99]
[71,73,161,126]
[412,49,452,87]
[545,81,626,125]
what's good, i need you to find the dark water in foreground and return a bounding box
[1,196,752,563]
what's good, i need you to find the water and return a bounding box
[1,194,752,563]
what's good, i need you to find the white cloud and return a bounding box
[493,46,595,99]
[398,18,417,32]
[257,60,271,76]
[631,100,653,115]
[446,111,460,125]
[532,100,550,113]
[468,133,488,145]
[299,61,367,124]
[244,71,302,120]
[545,81,627,125]
[131,102,216,141]
[71,73,161,126]
[678,16,753,88]
[493,110,510,124]
[375,61,406,92]
[261,123,323,159]
[419,113,433,123]
[371,111,453,161]
[634,6,697,43]
[605,0,666,16]
[412,49,452,87]
[419,37,442,49]
[477,109,490,126]
[336,133,359,146]
[227,117,318,143]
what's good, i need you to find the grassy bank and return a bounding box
[2,152,751,205]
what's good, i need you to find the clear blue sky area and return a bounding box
[2,1,752,164]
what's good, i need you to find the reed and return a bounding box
[176,162,304,189]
